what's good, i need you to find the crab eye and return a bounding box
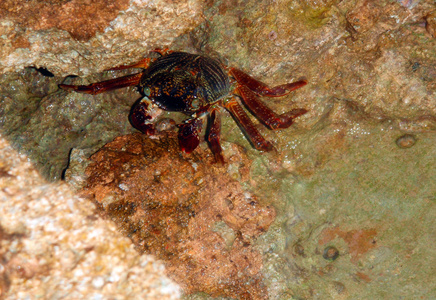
[191,98,200,109]
[143,87,151,96]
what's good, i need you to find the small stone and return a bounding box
[328,281,348,299]
[332,281,346,294]
[118,183,129,191]
[395,134,417,149]
[155,118,176,132]
[268,30,278,41]
[323,246,339,261]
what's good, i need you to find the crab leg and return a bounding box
[224,97,273,152]
[108,49,172,70]
[236,85,308,129]
[207,108,224,164]
[59,72,143,95]
[108,58,153,70]
[230,67,307,97]
[178,118,203,154]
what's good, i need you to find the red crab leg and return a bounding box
[230,67,307,97]
[150,48,173,56]
[59,72,143,95]
[108,49,172,70]
[224,97,273,152]
[236,85,308,129]
[178,118,203,154]
[207,108,224,164]
[108,58,153,70]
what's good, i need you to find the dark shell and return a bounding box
[140,52,231,113]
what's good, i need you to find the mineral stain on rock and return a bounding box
[319,226,378,264]
[0,0,130,41]
[82,132,276,299]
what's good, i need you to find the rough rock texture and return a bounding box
[76,132,276,299]
[0,133,180,299]
[0,0,435,299]
[203,0,435,121]
[0,0,204,76]
[0,67,140,180]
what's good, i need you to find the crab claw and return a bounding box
[129,99,156,135]
[178,119,203,153]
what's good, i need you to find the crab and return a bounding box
[59,50,308,163]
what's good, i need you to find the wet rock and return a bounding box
[0,0,435,299]
[79,132,276,299]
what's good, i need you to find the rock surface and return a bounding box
[0,0,203,76]
[0,0,435,299]
[77,132,275,299]
[0,133,180,299]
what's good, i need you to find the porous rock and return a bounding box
[80,132,276,299]
[0,133,180,299]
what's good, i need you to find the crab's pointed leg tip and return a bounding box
[216,156,225,165]
[58,84,72,91]
[179,136,200,154]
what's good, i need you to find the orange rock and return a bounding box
[83,132,276,299]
